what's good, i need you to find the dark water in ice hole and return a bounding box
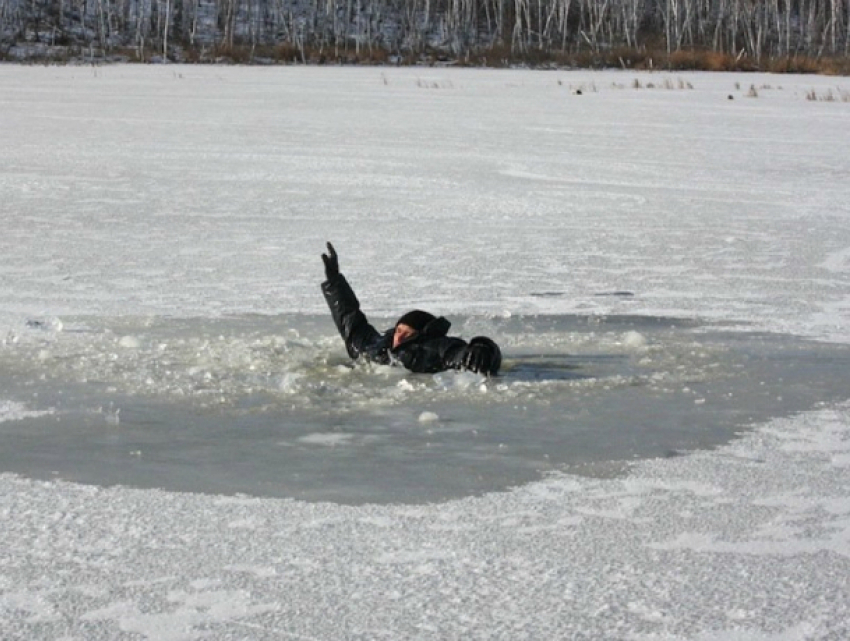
[1,314,848,504]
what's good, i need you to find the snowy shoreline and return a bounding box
[2,65,850,639]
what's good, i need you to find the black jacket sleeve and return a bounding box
[321,273,387,362]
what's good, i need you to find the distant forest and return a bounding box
[2,0,849,71]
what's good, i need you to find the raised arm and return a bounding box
[320,242,383,361]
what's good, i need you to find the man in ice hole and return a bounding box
[321,242,501,376]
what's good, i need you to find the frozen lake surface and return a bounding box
[1,65,850,639]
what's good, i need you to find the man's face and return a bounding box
[392,323,417,349]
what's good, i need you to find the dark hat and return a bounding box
[396,309,436,332]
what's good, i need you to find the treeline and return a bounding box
[1,0,849,70]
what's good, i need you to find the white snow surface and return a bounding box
[2,65,850,639]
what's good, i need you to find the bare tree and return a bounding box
[1,0,848,65]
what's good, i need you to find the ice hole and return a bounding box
[2,314,849,504]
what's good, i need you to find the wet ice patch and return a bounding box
[117,335,141,349]
[621,330,648,351]
[0,400,53,423]
[278,372,305,393]
[25,317,64,333]
[297,432,356,447]
[433,370,486,390]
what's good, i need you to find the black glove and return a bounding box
[322,242,339,280]
[462,336,502,376]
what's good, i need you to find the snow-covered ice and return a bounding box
[1,65,850,639]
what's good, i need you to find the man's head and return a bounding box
[393,309,436,349]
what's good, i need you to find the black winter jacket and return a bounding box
[322,273,474,374]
